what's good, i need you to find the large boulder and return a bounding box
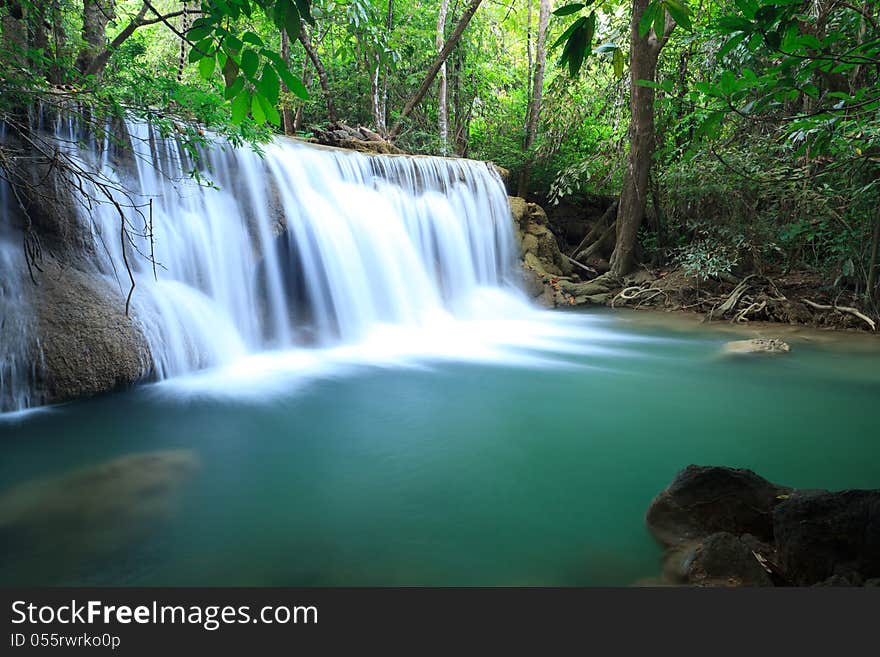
[773,489,880,586]
[646,465,792,546]
[664,532,773,586]
[34,260,153,404]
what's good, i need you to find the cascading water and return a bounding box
[1,116,528,411]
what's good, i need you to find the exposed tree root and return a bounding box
[602,269,877,331]
[803,299,877,331]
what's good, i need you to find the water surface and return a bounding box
[1,309,878,586]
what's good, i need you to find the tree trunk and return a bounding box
[76,0,115,75]
[525,0,533,119]
[517,0,549,197]
[867,205,880,301]
[389,0,483,138]
[299,23,338,123]
[280,28,296,135]
[436,0,450,153]
[378,0,393,133]
[609,2,673,277]
[370,52,382,130]
[292,63,312,131]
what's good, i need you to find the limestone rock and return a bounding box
[508,196,570,278]
[34,260,153,404]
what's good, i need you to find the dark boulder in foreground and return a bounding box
[646,465,792,546]
[773,489,880,586]
[646,465,880,587]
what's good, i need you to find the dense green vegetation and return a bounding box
[1,0,879,305]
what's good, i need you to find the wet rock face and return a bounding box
[773,489,880,586]
[646,465,792,546]
[34,259,153,404]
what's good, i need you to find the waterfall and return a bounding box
[0,117,524,411]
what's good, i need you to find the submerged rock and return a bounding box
[646,465,791,546]
[722,338,791,356]
[773,489,880,586]
[0,450,200,575]
[34,259,153,404]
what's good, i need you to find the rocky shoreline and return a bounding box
[640,465,880,587]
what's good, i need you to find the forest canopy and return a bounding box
[1,0,879,303]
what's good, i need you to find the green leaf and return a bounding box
[564,14,594,78]
[274,64,310,100]
[258,66,280,105]
[251,93,266,124]
[198,55,215,80]
[552,16,587,50]
[284,2,302,40]
[186,26,212,42]
[653,3,666,38]
[224,34,243,52]
[697,111,724,138]
[717,17,753,33]
[241,49,259,78]
[189,37,214,63]
[594,42,619,54]
[230,90,250,124]
[224,76,245,100]
[639,2,659,38]
[612,48,625,79]
[717,32,747,58]
[294,0,315,24]
[664,0,692,31]
[257,93,281,127]
[242,31,264,47]
[553,3,585,16]
[733,0,758,19]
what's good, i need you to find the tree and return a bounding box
[437,0,450,152]
[389,0,484,138]
[611,1,676,276]
[299,21,338,123]
[554,0,689,277]
[517,0,550,197]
